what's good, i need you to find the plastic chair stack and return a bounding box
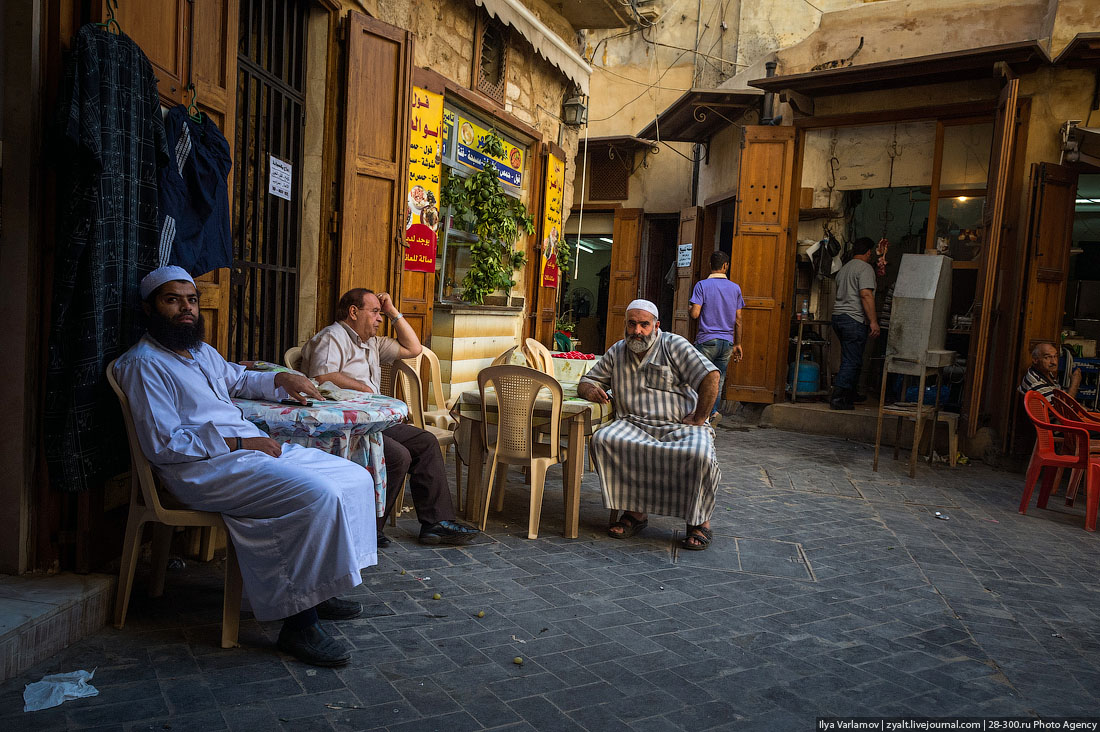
[1020,390,1098,531]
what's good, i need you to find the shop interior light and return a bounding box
[599,237,613,243]
[956,196,968,202]
[576,243,594,254]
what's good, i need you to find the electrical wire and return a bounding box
[588,48,691,122]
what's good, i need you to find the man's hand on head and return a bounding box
[377,292,399,318]
[578,382,610,404]
[273,372,324,403]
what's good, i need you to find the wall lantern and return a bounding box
[562,94,588,126]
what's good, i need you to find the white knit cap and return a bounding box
[140,265,195,300]
[625,299,659,319]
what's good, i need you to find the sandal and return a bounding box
[681,525,712,551]
[608,512,648,539]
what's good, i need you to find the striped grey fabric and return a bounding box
[581,330,721,525]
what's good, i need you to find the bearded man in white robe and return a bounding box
[113,266,376,667]
[577,300,721,550]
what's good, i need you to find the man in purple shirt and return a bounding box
[690,251,745,424]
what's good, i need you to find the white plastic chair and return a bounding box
[106,360,242,649]
[477,365,568,539]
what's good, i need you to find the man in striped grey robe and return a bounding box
[578,300,722,550]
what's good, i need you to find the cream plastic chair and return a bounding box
[490,345,520,367]
[477,365,567,539]
[523,338,555,378]
[419,346,456,430]
[381,360,462,525]
[284,346,303,371]
[106,360,242,649]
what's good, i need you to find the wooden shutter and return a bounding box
[530,149,557,346]
[724,125,796,404]
[671,206,702,337]
[605,208,643,350]
[109,0,238,355]
[339,12,412,303]
[964,79,1019,436]
[1019,163,1078,376]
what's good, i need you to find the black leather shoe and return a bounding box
[316,597,362,620]
[419,520,479,545]
[277,622,351,667]
[376,531,391,548]
[830,398,855,411]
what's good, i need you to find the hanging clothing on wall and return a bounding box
[157,105,233,275]
[44,25,168,493]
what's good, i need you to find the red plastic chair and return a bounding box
[1051,390,1100,426]
[1021,391,1097,531]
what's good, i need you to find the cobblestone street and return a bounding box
[5,423,1099,731]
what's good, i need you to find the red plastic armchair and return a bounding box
[1050,390,1100,426]
[1020,391,1098,531]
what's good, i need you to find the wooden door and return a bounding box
[671,206,702,338]
[111,0,190,103]
[605,208,643,350]
[1019,163,1078,377]
[106,0,238,356]
[964,79,1019,436]
[530,148,558,346]
[724,126,796,404]
[339,12,412,303]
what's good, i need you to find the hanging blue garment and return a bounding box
[157,105,233,276]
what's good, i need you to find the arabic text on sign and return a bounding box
[268,156,292,201]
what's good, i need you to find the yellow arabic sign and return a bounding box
[404,87,444,273]
[540,152,564,288]
[455,114,524,188]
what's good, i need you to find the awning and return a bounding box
[749,41,1049,97]
[475,0,594,95]
[583,135,658,152]
[1054,32,1100,67]
[636,88,764,142]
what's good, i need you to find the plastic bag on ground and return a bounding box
[23,669,98,712]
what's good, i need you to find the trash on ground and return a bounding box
[510,635,527,644]
[432,592,441,600]
[1052,632,1063,638]
[23,669,98,712]
[934,511,950,521]
[477,611,485,618]
[984,518,999,523]
[956,453,969,465]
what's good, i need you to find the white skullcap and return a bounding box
[625,299,659,318]
[140,265,195,300]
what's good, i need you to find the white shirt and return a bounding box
[301,322,401,394]
[113,335,288,465]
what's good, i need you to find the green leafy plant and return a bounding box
[442,135,535,304]
[554,313,576,336]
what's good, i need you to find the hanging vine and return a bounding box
[441,132,535,304]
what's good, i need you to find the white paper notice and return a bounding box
[268,156,292,201]
[677,242,693,267]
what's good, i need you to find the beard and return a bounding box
[626,329,659,354]
[147,309,206,352]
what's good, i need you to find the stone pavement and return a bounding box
[5,424,1100,731]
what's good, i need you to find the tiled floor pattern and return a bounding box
[4,425,1100,730]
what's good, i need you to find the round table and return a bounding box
[233,393,408,518]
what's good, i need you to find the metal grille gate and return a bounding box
[230,0,308,362]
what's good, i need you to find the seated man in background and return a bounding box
[1019,341,1081,403]
[577,299,722,551]
[114,266,375,668]
[302,287,478,546]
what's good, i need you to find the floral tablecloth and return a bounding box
[233,392,408,517]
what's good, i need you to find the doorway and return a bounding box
[230,0,309,361]
[640,215,679,323]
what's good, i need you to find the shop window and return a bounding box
[588,153,630,201]
[436,104,530,306]
[474,16,508,103]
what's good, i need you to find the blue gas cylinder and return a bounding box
[787,356,820,393]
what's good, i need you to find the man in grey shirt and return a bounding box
[830,237,880,410]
